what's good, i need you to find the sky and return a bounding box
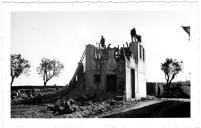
[11,11,191,86]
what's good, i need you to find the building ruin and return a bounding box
[68,38,146,100]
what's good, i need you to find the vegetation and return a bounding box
[161,58,183,87]
[37,58,64,86]
[10,54,31,86]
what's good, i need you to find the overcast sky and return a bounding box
[11,11,190,86]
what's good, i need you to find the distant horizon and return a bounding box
[12,80,191,87]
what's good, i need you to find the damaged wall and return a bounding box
[85,44,118,95]
[68,41,146,100]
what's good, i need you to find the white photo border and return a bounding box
[1,1,200,128]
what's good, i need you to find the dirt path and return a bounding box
[99,99,162,117]
[11,98,190,118]
[102,100,190,118]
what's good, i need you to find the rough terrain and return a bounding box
[11,86,190,118]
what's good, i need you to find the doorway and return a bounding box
[106,75,117,92]
[131,69,135,98]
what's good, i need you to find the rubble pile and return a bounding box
[46,98,78,115]
[43,94,137,118]
[54,95,157,118]
[58,98,133,118]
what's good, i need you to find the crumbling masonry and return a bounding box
[68,40,146,100]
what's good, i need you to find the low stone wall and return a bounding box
[146,82,164,97]
[11,86,67,104]
[146,82,190,98]
[11,85,65,91]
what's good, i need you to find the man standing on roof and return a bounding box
[130,28,136,42]
[100,36,105,48]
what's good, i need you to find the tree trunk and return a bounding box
[169,74,175,86]
[10,77,14,86]
[44,81,47,86]
[167,81,170,86]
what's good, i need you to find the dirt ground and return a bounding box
[11,98,190,118]
[11,99,157,118]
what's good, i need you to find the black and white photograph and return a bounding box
[0,1,200,128]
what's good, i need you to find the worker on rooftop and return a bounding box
[130,28,137,42]
[100,36,105,48]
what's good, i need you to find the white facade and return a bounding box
[125,41,146,100]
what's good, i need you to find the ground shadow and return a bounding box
[103,101,190,118]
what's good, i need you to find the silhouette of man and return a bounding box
[130,28,137,42]
[136,34,142,43]
[100,36,105,48]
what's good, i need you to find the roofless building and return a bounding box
[68,33,146,100]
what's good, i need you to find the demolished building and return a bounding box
[68,40,146,101]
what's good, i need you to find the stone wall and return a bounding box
[85,44,118,94]
[70,41,147,100]
[116,59,125,94]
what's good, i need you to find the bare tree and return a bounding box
[37,58,64,86]
[161,58,183,86]
[10,54,31,86]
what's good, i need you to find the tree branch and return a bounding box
[46,68,56,82]
[169,73,177,85]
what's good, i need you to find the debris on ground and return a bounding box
[46,98,78,115]
[11,86,162,118]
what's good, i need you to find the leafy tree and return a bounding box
[161,58,183,87]
[37,58,64,86]
[10,54,31,86]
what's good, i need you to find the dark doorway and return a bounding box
[106,75,117,92]
[131,69,135,98]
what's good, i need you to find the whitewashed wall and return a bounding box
[126,42,147,100]
[125,59,132,100]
